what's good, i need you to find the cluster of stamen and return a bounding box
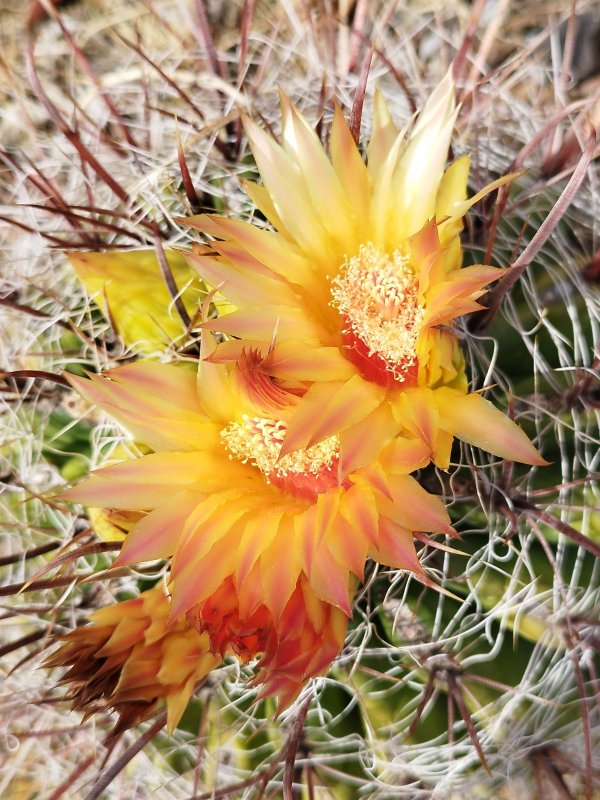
[331,243,424,382]
[221,415,339,481]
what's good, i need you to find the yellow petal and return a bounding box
[435,388,547,465]
[367,87,400,177]
[243,115,333,259]
[280,95,357,248]
[330,103,371,237]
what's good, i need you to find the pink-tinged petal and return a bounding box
[104,362,201,413]
[243,115,334,259]
[113,490,198,567]
[62,476,172,510]
[435,388,547,465]
[339,484,379,545]
[370,518,424,574]
[68,370,214,453]
[237,559,264,618]
[423,265,503,327]
[188,214,315,286]
[382,474,455,535]
[330,103,371,234]
[393,389,439,456]
[235,510,284,587]
[174,490,260,564]
[185,248,295,308]
[281,376,384,456]
[326,515,368,580]
[382,436,432,475]
[308,544,352,615]
[406,220,444,300]
[309,490,341,575]
[75,452,237,495]
[199,306,323,341]
[202,338,262,363]
[295,503,319,578]
[280,95,357,248]
[339,402,399,475]
[353,462,393,501]
[169,532,238,620]
[262,341,356,382]
[260,518,301,620]
[210,238,282,280]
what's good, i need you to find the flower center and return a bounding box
[331,243,424,386]
[221,415,341,500]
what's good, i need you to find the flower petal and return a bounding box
[382,474,455,535]
[281,375,384,455]
[114,490,199,566]
[435,388,547,465]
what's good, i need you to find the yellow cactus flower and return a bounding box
[68,249,202,354]
[63,355,453,627]
[183,73,544,469]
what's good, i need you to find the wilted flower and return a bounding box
[48,577,347,730]
[46,584,221,735]
[63,354,453,628]
[184,73,544,469]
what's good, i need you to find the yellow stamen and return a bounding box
[331,243,424,381]
[221,415,339,479]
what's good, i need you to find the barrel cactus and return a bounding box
[1,1,598,798]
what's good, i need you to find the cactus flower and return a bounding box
[184,74,544,469]
[46,584,222,734]
[48,577,347,729]
[63,354,453,629]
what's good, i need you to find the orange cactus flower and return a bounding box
[63,355,453,628]
[49,578,347,730]
[189,575,348,713]
[183,73,545,470]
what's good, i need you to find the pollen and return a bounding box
[221,415,339,480]
[331,243,424,382]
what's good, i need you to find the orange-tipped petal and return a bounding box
[338,402,398,475]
